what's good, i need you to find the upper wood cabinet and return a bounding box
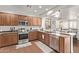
[0,13,7,25]
[27,16,33,26]
[0,12,18,26]
[32,17,41,26]
[0,12,41,26]
[6,14,18,26]
[18,15,26,21]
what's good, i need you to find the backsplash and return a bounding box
[0,26,18,31]
[0,26,40,31]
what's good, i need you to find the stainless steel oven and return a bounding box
[19,33,28,40]
[18,33,29,44]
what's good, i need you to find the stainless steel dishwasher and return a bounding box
[50,34,59,52]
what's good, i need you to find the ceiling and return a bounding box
[0,5,57,17]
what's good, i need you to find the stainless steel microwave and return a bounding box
[19,20,28,26]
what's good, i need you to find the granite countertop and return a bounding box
[0,31,18,35]
[38,30,75,37]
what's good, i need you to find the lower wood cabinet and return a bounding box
[38,32,42,41]
[28,31,38,41]
[0,32,18,47]
[44,33,50,46]
[38,32,50,46]
[59,37,64,53]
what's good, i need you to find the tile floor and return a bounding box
[1,39,78,53]
[0,41,56,53]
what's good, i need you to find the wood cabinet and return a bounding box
[26,16,33,26]
[32,17,41,26]
[50,35,65,52]
[0,34,3,47]
[6,14,18,25]
[28,31,38,41]
[59,37,64,53]
[38,32,50,46]
[0,13,6,25]
[38,32,42,41]
[0,12,41,26]
[44,33,50,46]
[18,15,26,21]
[0,32,18,47]
[0,12,18,26]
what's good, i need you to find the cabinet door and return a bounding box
[37,17,41,26]
[0,13,7,25]
[28,31,38,41]
[59,37,64,53]
[0,13,11,26]
[32,17,37,26]
[11,15,18,26]
[0,13,2,25]
[0,35,2,47]
[27,16,33,26]
[1,34,8,47]
[7,33,18,45]
[18,15,26,20]
[6,14,11,25]
[38,32,42,41]
[7,14,18,26]
[0,33,18,47]
[38,32,44,42]
[44,33,50,46]
[32,17,41,26]
[0,13,18,26]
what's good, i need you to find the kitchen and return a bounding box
[0,5,79,53]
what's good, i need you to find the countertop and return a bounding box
[37,30,76,37]
[0,31,18,35]
[0,29,76,37]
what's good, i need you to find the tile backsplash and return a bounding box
[0,26,18,31]
[0,26,40,31]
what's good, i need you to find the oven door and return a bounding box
[19,34,28,40]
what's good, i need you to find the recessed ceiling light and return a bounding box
[39,6,42,8]
[45,8,48,11]
[34,10,37,12]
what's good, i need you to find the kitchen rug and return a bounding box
[16,42,32,49]
[34,41,53,53]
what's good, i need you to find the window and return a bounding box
[62,21,69,29]
[69,21,77,29]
